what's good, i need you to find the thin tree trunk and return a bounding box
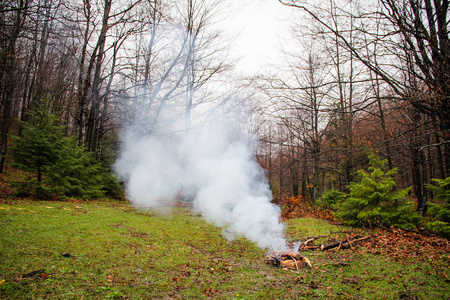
[77,0,92,145]
[411,110,425,213]
[85,0,112,152]
[0,0,29,173]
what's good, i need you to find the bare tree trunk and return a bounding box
[32,0,54,105]
[0,0,30,173]
[279,142,284,194]
[76,0,91,145]
[289,138,300,196]
[410,110,426,213]
[19,2,42,131]
[85,0,112,153]
[432,117,447,179]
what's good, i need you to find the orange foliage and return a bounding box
[274,193,338,222]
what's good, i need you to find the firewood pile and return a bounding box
[265,234,371,270]
[265,252,312,270]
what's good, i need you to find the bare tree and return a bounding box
[121,0,232,138]
[258,43,330,199]
[68,0,141,153]
[85,0,142,154]
[279,0,450,176]
[0,0,33,172]
[175,0,231,134]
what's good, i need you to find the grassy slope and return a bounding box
[0,200,448,299]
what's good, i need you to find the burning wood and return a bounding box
[265,252,312,270]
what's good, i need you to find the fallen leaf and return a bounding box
[341,277,360,284]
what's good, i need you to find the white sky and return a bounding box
[224,0,293,75]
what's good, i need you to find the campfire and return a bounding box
[265,251,312,270]
[265,234,372,270]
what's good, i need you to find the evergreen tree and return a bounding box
[317,188,346,210]
[10,104,63,182]
[425,177,450,237]
[10,104,117,199]
[336,153,421,229]
[47,135,106,199]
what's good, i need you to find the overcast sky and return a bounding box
[224,0,293,75]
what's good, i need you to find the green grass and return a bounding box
[0,200,448,299]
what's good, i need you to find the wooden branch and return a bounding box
[397,227,437,237]
[296,234,371,252]
[321,235,371,251]
[377,225,394,233]
[321,241,343,251]
[297,235,327,251]
[303,245,321,250]
[346,235,355,250]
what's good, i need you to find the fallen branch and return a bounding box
[346,235,355,250]
[397,227,437,237]
[321,240,344,251]
[297,235,327,251]
[300,245,321,251]
[321,235,370,251]
[377,225,394,233]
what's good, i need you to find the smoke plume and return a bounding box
[114,117,288,252]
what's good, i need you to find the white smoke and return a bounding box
[114,119,288,252]
[113,22,288,251]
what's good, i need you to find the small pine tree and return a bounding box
[336,153,421,229]
[10,105,63,182]
[47,136,106,199]
[10,104,115,199]
[425,177,450,237]
[317,189,346,210]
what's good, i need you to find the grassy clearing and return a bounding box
[0,200,448,299]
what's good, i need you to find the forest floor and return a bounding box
[0,198,449,299]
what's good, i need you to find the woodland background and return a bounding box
[1,0,449,220]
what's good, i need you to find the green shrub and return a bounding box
[10,103,120,200]
[33,184,64,200]
[10,177,36,198]
[425,177,450,237]
[427,221,450,237]
[102,173,125,200]
[47,136,106,199]
[11,177,64,200]
[317,189,346,210]
[387,204,423,230]
[335,153,421,228]
[10,105,62,183]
